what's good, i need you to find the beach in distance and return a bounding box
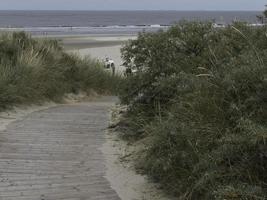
[0,10,261,73]
[13,10,256,74]
[54,34,137,73]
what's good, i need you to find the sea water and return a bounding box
[0,10,261,35]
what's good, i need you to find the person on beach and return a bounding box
[105,57,115,75]
[111,62,115,75]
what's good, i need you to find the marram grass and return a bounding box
[0,32,121,110]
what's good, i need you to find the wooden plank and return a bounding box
[0,98,120,200]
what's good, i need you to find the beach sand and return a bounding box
[58,34,136,74]
[74,45,124,73]
[57,34,136,50]
[102,131,173,200]
[102,105,173,200]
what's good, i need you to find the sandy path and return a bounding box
[0,103,56,132]
[102,132,173,200]
[0,99,173,200]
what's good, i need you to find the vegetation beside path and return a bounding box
[0,32,121,110]
[117,21,267,199]
[1,21,267,200]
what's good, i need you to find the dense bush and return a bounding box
[119,22,267,199]
[0,32,120,110]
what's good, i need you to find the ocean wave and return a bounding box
[0,25,171,35]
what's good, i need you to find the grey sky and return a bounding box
[0,0,265,10]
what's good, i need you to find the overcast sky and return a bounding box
[0,0,265,11]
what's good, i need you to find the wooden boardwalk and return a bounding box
[0,97,121,200]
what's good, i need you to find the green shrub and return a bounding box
[119,22,267,199]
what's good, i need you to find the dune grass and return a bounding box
[0,32,121,110]
[118,22,267,199]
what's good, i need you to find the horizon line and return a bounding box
[0,9,262,12]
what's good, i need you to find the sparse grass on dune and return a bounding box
[0,32,121,110]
